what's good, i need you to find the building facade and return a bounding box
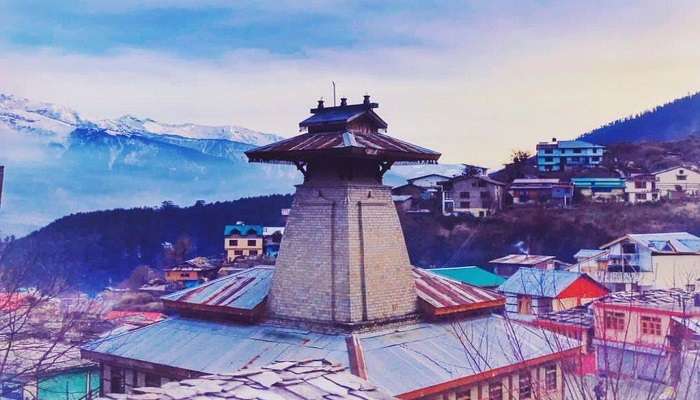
[625,174,659,204]
[571,178,626,202]
[536,139,605,172]
[581,232,700,291]
[653,166,700,198]
[224,223,263,262]
[440,175,505,217]
[508,179,573,207]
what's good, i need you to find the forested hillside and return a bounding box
[580,91,700,144]
[0,195,292,292]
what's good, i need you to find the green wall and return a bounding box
[37,368,100,400]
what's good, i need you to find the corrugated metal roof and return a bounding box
[489,254,555,265]
[573,249,607,259]
[299,104,388,129]
[599,289,699,311]
[245,131,440,164]
[162,266,273,312]
[571,178,625,189]
[498,268,583,298]
[671,316,700,334]
[601,232,700,254]
[429,266,506,288]
[83,315,578,396]
[166,257,220,272]
[224,224,263,236]
[556,140,605,149]
[412,268,504,315]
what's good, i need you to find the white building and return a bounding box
[625,174,659,204]
[653,166,700,198]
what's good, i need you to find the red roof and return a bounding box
[104,310,166,324]
[246,130,440,164]
[412,268,505,317]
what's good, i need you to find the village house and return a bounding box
[262,226,284,258]
[499,269,609,316]
[652,166,700,199]
[164,257,220,288]
[83,96,579,400]
[224,223,263,262]
[489,254,557,277]
[536,139,605,172]
[625,173,659,203]
[439,175,505,217]
[571,177,626,202]
[577,232,700,291]
[508,179,573,207]
[430,266,506,288]
[592,289,700,385]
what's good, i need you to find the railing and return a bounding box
[586,270,650,283]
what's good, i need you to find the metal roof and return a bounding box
[573,249,607,260]
[412,268,504,315]
[537,305,594,328]
[598,289,700,312]
[162,266,273,315]
[497,268,584,298]
[571,178,625,189]
[299,103,388,129]
[83,315,578,397]
[601,232,700,254]
[224,224,263,236]
[245,131,440,164]
[489,254,555,265]
[166,257,220,272]
[554,140,604,149]
[429,266,506,287]
[97,359,395,400]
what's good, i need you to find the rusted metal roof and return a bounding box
[246,131,440,164]
[161,266,273,317]
[412,268,504,316]
[489,254,555,265]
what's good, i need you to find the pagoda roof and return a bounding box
[299,103,388,129]
[246,130,440,164]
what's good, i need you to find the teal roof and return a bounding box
[224,224,263,236]
[571,178,625,188]
[430,266,506,287]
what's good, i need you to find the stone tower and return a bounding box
[246,96,440,329]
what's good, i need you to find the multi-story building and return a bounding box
[224,223,263,262]
[593,289,700,385]
[571,177,626,202]
[84,96,579,400]
[536,139,605,172]
[625,173,659,203]
[576,232,700,291]
[509,179,573,207]
[653,166,700,198]
[439,175,505,217]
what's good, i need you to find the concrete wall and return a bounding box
[655,167,700,196]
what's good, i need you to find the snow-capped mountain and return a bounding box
[0,92,458,236]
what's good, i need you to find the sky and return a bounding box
[2,1,700,166]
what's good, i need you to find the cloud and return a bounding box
[2,1,700,166]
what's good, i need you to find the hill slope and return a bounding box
[579,91,700,144]
[0,195,293,292]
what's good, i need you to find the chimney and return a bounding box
[317,99,324,109]
[363,95,370,105]
[340,97,347,106]
[552,137,557,143]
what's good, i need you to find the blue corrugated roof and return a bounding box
[557,140,605,149]
[224,224,263,236]
[498,268,583,297]
[603,232,700,254]
[571,178,625,188]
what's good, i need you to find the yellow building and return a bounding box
[224,223,263,262]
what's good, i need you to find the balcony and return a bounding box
[586,270,652,284]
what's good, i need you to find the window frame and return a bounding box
[545,364,557,391]
[518,371,532,399]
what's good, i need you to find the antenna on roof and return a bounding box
[332,81,337,107]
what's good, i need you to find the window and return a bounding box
[591,156,601,162]
[234,250,243,256]
[641,315,662,335]
[488,381,502,400]
[635,193,647,200]
[544,157,553,162]
[573,148,582,153]
[249,250,258,256]
[459,201,471,209]
[604,311,626,330]
[634,181,646,189]
[544,149,553,154]
[111,368,125,394]
[545,364,557,390]
[460,192,470,199]
[538,298,553,313]
[478,181,487,187]
[480,191,491,199]
[444,191,453,200]
[677,175,687,181]
[247,239,257,246]
[228,239,238,246]
[687,284,696,292]
[179,273,189,278]
[145,374,161,387]
[456,389,471,400]
[621,243,637,254]
[519,371,532,399]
